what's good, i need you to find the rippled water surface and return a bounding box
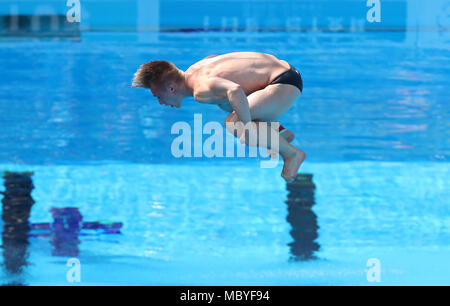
[0,32,449,285]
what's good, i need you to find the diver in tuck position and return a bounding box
[132,52,305,182]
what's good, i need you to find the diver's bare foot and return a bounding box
[281,149,306,183]
[280,129,295,143]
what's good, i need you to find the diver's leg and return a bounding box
[225,84,305,182]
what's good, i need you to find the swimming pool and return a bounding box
[0,30,449,285]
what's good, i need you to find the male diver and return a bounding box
[132,52,305,182]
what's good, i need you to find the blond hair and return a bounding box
[132,60,183,88]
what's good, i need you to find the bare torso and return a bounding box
[185,52,291,96]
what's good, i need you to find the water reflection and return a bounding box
[0,170,124,285]
[0,171,34,282]
[50,208,82,257]
[285,173,319,261]
[31,207,123,257]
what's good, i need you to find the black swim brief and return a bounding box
[269,64,303,92]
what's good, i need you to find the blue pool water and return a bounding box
[0,31,449,285]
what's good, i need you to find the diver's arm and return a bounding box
[194,77,251,124]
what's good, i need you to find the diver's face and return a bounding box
[150,84,183,108]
